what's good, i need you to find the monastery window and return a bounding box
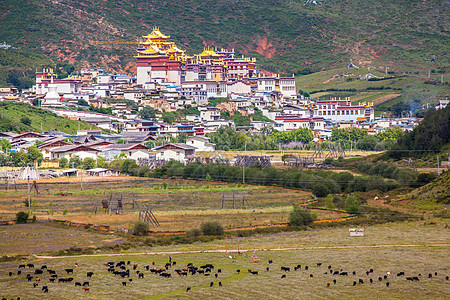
[351,110,354,115]
[337,111,340,115]
[332,111,335,115]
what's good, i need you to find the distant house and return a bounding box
[98,143,150,161]
[11,132,47,143]
[72,134,100,145]
[86,168,120,177]
[49,145,100,160]
[37,138,73,159]
[119,132,156,144]
[153,143,196,162]
[186,136,215,152]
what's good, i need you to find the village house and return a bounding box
[49,144,100,161]
[186,136,215,152]
[153,143,196,162]
[98,143,150,161]
[37,138,73,159]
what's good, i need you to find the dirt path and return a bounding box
[33,243,450,259]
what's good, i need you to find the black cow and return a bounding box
[83,282,89,286]
[18,264,26,269]
[333,279,336,284]
[310,274,314,278]
[219,282,222,286]
[42,286,48,293]
[41,265,47,269]
[65,269,73,274]
[139,273,144,279]
[397,272,405,276]
[281,267,290,272]
[353,281,357,286]
[33,283,38,288]
[122,282,127,286]
[8,272,13,277]
[27,264,34,268]
[281,274,286,278]
[359,279,364,284]
[87,272,94,278]
[386,282,390,287]
[34,269,43,275]
[75,282,81,286]
[340,272,348,276]
[210,282,214,287]
[186,287,191,292]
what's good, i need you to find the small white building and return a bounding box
[98,143,150,161]
[186,136,215,152]
[50,145,100,161]
[153,143,196,162]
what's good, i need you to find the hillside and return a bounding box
[0,102,98,134]
[0,0,448,75]
[0,48,54,88]
[398,170,450,209]
[295,67,449,115]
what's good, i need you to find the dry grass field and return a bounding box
[0,177,326,231]
[0,220,448,299]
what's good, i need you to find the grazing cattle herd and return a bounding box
[1,258,449,299]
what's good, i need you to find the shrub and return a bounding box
[201,221,224,236]
[288,205,315,226]
[16,211,29,224]
[312,183,330,197]
[345,195,360,215]
[133,221,149,236]
[186,228,202,237]
[59,157,68,168]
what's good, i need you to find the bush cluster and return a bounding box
[149,161,401,197]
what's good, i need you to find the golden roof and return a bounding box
[142,27,170,40]
[199,48,220,57]
[166,45,185,53]
[137,45,163,55]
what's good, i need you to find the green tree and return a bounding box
[375,127,404,142]
[201,221,224,236]
[77,99,89,106]
[20,116,31,126]
[0,138,11,153]
[344,195,360,214]
[69,156,82,168]
[137,106,156,120]
[325,194,335,210]
[288,205,315,226]
[331,127,368,142]
[357,135,378,151]
[83,157,96,170]
[59,157,68,168]
[133,221,149,235]
[27,146,43,165]
[96,156,107,168]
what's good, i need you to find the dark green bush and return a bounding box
[288,205,315,226]
[133,221,149,236]
[16,211,29,224]
[201,221,224,236]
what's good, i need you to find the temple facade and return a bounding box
[136,28,296,101]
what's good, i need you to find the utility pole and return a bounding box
[27,175,31,209]
[437,156,440,176]
[243,141,247,184]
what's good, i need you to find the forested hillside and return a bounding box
[0,0,448,75]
